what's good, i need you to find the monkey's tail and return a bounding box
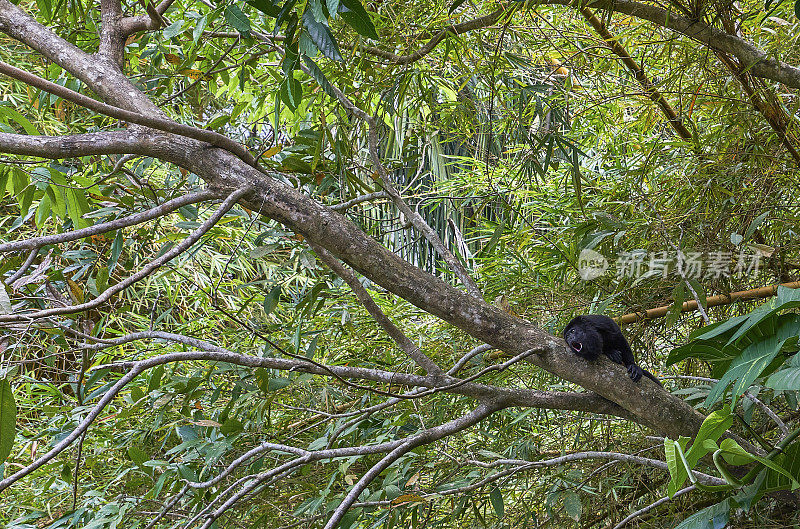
[643,369,663,387]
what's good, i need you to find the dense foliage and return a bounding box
[0,0,799,527]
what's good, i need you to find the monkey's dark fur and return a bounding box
[563,315,661,385]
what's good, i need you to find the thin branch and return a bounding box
[476,453,724,485]
[448,344,494,375]
[311,242,443,374]
[4,248,38,285]
[323,401,502,529]
[0,189,218,253]
[744,390,789,436]
[613,485,695,528]
[0,61,259,168]
[536,0,800,89]
[329,190,389,211]
[0,187,249,323]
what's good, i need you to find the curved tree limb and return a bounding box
[0,187,249,322]
[0,189,218,253]
[0,60,258,168]
[537,0,800,89]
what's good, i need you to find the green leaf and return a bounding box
[764,442,800,492]
[221,418,244,436]
[326,0,340,17]
[0,378,17,464]
[704,316,799,408]
[666,341,735,367]
[302,55,339,99]
[225,5,251,38]
[302,10,343,61]
[489,487,504,519]
[279,75,303,111]
[128,446,149,467]
[718,438,800,489]
[339,0,378,39]
[448,0,468,14]
[162,20,184,38]
[0,105,40,135]
[795,0,800,20]
[685,406,733,468]
[65,187,91,228]
[766,365,800,390]
[673,499,731,529]
[745,211,769,239]
[263,284,282,315]
[247,0,281,17]
[563,491,581,521]
[268,377,291,391]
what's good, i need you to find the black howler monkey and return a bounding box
[563,315,661,385]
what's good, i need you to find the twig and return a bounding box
[0,61,259,168]
[0,187,248,322]
[0,189,218,253]
[311,242,442,374]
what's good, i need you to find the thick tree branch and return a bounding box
[0,125,694,437]
[0,61,258,167]
[83,332,635,419]
[538,0,800,89]
[99,0,125,66]
[121,0,176,35]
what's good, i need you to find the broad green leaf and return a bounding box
[302,10,343,61]
[685,406,733,468]
[448,0,468,14]
[162,20,184,38]
[248,0,281,17]
[302,55,339,99]
[221,418,244,436]
[718,438,800,489]
[0,378,17,464]
[0,105,40,135]
[704,316,800,408]
[745,211,769,239]
[764,442,800,492]
[128,446,149,467]
[225,5,251,37]
[263,284,282,315]
[489,487,504,519]
[673,499,731,529]
[563,491,581,521]
[339,0,378,39]
[766,365,800,391]
[666,342,735,367]
[665,436,690,497]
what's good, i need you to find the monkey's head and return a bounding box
[563,322,602,360]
